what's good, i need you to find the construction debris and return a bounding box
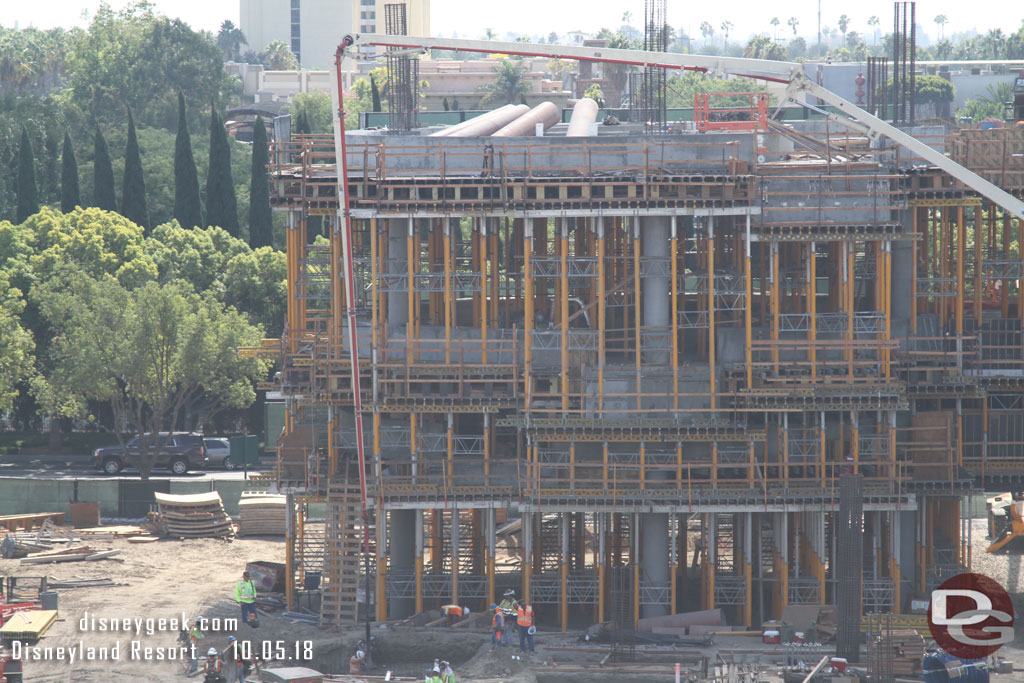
[21,548,121,564]
[869,629,925,677]
[237,494,288,536]
[152,491,234,539]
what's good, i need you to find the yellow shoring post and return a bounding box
[939,213,948,329]
[491,220,499,330]
[639,442,646,491]
[809,241,817,378]
[633,218,642,409]
[745,215,753,389]
[602,441,609,490]
[974,206,983,324]
[671,216,680,408]
[1003,214,1012,318]
[771,242,780,373]
[451,511,459,606]
[481,219,488,365]
[711,442,718,488]
[560,218,569,411]
[376,510,387,621]
[444,219,452,364]
[373,410,381,487]
[708,217,716,411]
[524,219,534,410]
[371,217,378,356]
[446,411,454,484]
[597,515,605,623]
[884,239,892,378]
[598,217,606,415]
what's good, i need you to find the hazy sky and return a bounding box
[4,0,1022,44]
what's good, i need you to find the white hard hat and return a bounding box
[208,647,218,656]
[462,606,470,616]
[356,650,365,659]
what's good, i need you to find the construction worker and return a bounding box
[186,618,206,674]
[350,649,367,675]
[516,599,535,654]
[235,570,258,627]
[204,647,226,683]
[498,589,517,644]
[490,603,504,649]
[440,603,465,627]
[441,660,455,683]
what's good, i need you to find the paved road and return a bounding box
[0,453,269,481]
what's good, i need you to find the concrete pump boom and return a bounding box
[338,33,1024,220]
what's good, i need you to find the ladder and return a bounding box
[321,468,374,625]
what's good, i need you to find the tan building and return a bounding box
[240,0,430,69]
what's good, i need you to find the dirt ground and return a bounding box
[4,515,1024,682]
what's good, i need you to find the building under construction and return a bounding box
[253,33,1024,636]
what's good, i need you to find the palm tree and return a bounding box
[217,20,247,61]
[264,40,299,70]
[623,11,633,26]
[700,21,715,47]
[934,15,948,41]
[788,17,800,37]
[721,21,734,50]
[868,16,880,45]
[482,28,497,40]
[771,17,780,41]
[838,15,850,43]
[477,58,531,107]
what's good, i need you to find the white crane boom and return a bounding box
[340,34,1024,220]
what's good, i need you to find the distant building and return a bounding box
[240,0,430,69]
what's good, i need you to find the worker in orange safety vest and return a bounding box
[516,600,535,653]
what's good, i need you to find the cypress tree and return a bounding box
[248,115,272,249]
[296,110,310,135]
[206,104,239,236]
[60,131,81,213]
[174,91,203,229]
[16,127,39,222]
[370,74,382,113]
[93,127,117,211]
[443,96,450,111]
[121,110,150,231]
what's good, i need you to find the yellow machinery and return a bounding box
[986,492,1024,553]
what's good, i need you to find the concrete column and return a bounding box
[388,508,417,618]
[388,219,408,333]
[641,216,672,364]
[640,512,670,617]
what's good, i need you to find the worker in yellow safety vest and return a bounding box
[235,570,257,626]
[516,600,535,654]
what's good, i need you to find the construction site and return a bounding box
[246,2,1024,680]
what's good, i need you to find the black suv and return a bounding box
[93,433,208,475]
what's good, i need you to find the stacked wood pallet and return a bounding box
[871,628,925,677]
[237,494,288,536]
[153,492,234,538]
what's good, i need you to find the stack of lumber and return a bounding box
[20,545,121,564]
[237,494,288,536]
[0,609,58,640]
[871,629,925,677]
[153,491,234,538]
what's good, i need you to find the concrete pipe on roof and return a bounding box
[566,98,599,137]
[436,104,529,137]
[429,103,519,137]
[491,101,560,137]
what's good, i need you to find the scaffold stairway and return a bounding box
[321,472,373,625]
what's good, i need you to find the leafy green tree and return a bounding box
[264,40,299,70]
[248,116,272,249]
[65,3,238,130]
[60,131,81,213]
[477,59,531,107]
[0,271,35,412]
[223,247,287,337]
[745,35,788,60]
[146,223,249,292]
[451,98,459,111]
[24,207,156,288]
[34,273,269,478]
[583,84,605,108]
[93,127,117,211]
[206,104,239,236]
[121,110,151,231]
[287,91,332,133]
[174,91,203,229]
[370,74,382,113]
